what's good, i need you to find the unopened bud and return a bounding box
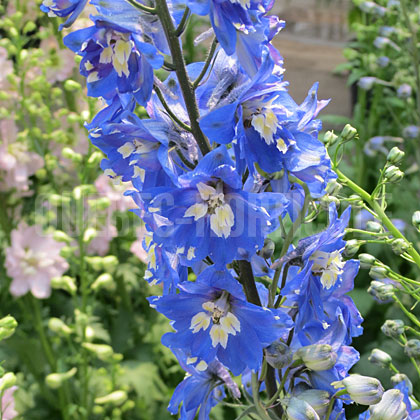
[368,281,394,303]
[296,390,330,418]
[323,131,338,146]
[102,255,118,272]
[62,147,83,163]
[384,165,404,183]
[368,348,392,367]
[0,315,17,331]
[260,238,275,260]
[391,238,409,256]
[381,319,404,338]
[387,147,405,164]
[391,374,413,395]
[358,77,377,91]
[404,339,420,358]
[344,240,361,258]
[92,273,115,292]
[59,246,76,259]
[82,343,114,361]
[53,230,72,244]
[412,211,420,232]
[84,256,103,271]
[0,373,16,391]
[49,194,71,207]
[341,124,358,143]
[83,227,97,243]
[368,389,407,420]
[88,197,111,210]
[73,185,95,200]
[320,195,340,210]
[348,194,364,208]
[51,276,77,295]
[48,318,72,336]
[369,266,388,280]
[332,374,384,405]
[359,253,376,268]
[265,341,292,369]
[366,221,382,233]
[286,397,320,420]
[325,180,342,196]
[87,151,103,166]
[94,390,128,406]
[46,368,77,389]
[64,80,82,92]
[295,344,337,371]
[397,83,412,99]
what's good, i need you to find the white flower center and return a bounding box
[190,291,241,348]
[99,32,133,78]
[184,182,235,238]
[310,250,345,289]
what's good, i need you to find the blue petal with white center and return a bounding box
[150,266,292,375]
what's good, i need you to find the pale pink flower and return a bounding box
[6,222,69,299]
[0,381,17,420]
[130,225,148,263]
[94,174,135,212]
[87,224,117,256]
[0,119,44,194]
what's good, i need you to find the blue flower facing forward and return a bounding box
[41,0,88,29]
[150,267,292,375]
[144,145,288,265]
[63,19,163,105]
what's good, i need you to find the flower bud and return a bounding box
[325,180,342,196]
[391,238,409,256]
[0,315,17,332]
[387,147,405,165]
[384,165,404,183]
[92,273,115,292]
[348,194,364,208]
[62,147,83,164]
[73,185,96,200]
[94,390,128,407]
[46,368,77,389]
[344,240,361,258]
[377,56,390,68]
[391,374,413,395]
[48,318,72,337]
[369,266,388,280]
[49,194,71,207]
[412,211,420,232]
[259,238,275,260]
[53,230,72,244]
[358,77,377,91]
[88,197,111,210]
[319,195,340,210]
[295,344,337,371]
[59,246,77,259]
[64,80,82,92]
[265,341,292,369]
[397,84,412,99]
[87,151,103,166]
[82,343,114,361]
[368,349,392,367]
[368,281,394,303]
[403,125,420,139]
[332,374,384,405]
[83,227,97,243]
[296,390,330,418]
[286,397,320,420]
[84,256,103,271]
[102,256,118,273]
[359,253,376,269]
[341,124,358,143]
[366,221,383,233]
[322,131,338,146]
[0,373,16,391]
[381,319,404,338]
[51,276,77,295]
[404,339,420,358]
[368,389,407,420]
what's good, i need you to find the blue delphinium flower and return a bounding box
[63,17,163,105]
[88,110,183,191]
[169,350,241,420]
[199,51,335,197]
[41,0,88,29]
[174,0,283,75]
[144,145,288,266]
[150,266,292,375]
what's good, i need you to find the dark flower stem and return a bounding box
[155,0,211,156]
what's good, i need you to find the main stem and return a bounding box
[155,0,211,156]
